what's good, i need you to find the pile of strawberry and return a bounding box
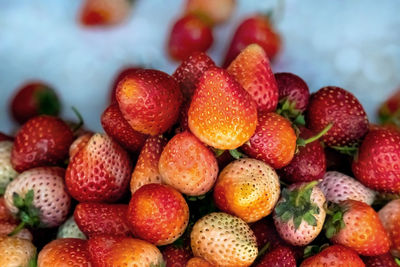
[1,42,400,267]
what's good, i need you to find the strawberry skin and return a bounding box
[66,133,132,202]
[352,128,400,193]
[127,184,189,245]
[275,72,310,113]
[184,0,235,25]
[116,69,183,135]
[0,141,19,195]
[69,132,93,159]
[57,216,86,240]
[255,245,296,267]
[80,0,132,26]
[110,66,139,103]
[188,67,258,150]
[0,196,16,223]
[307,86,369,147]
[0,221,32,240]
[242,112,296,169]
[213,158,280,223]
[251,217,286,250]
[11,115,74,172]
[379,199,400,257]
[362,253,398,267]
[378,88,400,127]
[300,245,365,267]
[74,203,130,237]
[101,103,147,152]
[159,131,218,196]
[0,236,36,267]
[38,238,92,266]
[187,257,214,267]
[227,44,279,112]
[162,244,193,267]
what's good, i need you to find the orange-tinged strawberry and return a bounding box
[130,135,167,194]
[116,69,183,136]
[379,199,400,257]
[127,184,189,245]
[80,0,132,26]
[242,112,296,169]
[300,245,365,267]
[0,236,36,267]
[188,67,257,150]
[69,132,93,159]
[159,131,218,196]
[187,257,215,267]
[227,44,278,112]
[213,158,280,223]
[38,238,91,266]
[184,0,236,26]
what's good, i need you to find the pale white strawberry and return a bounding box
[0,141,18,194]
[0,236,36,267]
[318,171,375,205]
[57,216,86,240]
[379,199,400,257]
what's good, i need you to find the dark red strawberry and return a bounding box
[307,86,369,147]
[0,132,13,142]
[11,115,74,172]
[223,15,281,67]
[74,203,130,237]
[110,67,139,103]
[362,253,398,267]
[162,244,193,267]
[10,81,61,124]
[255,245,296,267]
[172,51,215,101]
[250,217,285,250]
[352,128,400,193]
[101,103,147,152]
[168,14,213,62]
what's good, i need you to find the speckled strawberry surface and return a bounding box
[300,245,365,267]
[379,199,400,257]
[0,236,36,267]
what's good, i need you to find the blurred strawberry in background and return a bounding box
[378,87,400,129]
[184,0,236,26]
[80,0,134,26]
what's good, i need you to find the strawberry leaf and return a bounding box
[35,87,61,117]
[12,192,24,208]
[324,202,346,239]
[9,190,41,236]
[395,258,400,266]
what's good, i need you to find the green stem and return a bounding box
[229,149,245,160]
[295,181,318,207]
[300,123,333,146]
[8,221,26,237]
[257,242,270,258]
[71,106,84,132]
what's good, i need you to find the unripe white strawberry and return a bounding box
[0,141,18,194]
[57,216,86,240]
[0,236,36,267]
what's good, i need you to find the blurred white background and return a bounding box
[1,0,400,134]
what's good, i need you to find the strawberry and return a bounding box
[168,14,213,61]
[69,132,93,159]
[362,253,398,267]
[65,133,132,202]
[378,87,400,128]
[318,171,375,205]
[255,245,297,267]
[352,128,400,193]
[227,44,279,112]
[0,132,13,142]
[177,100,191,132]
[11,115,74,172]
[127,184,189,245]
[213,158,280,223]
[116,69,183,135]
[4,167,70,232]
[274,182,326,246]
[324,200,391,256]
[74,202,130,237]
[159,131,218,196]
[279,127,326,183]
[110,66,139,103]
[172,51,215,101]
[162,244,192,267]
[307,86,369,147]
[187,257,215,267]
[0,141,18,195]
[0,197,16,223]
[0,220,32,240]
[38,238,92,266]
[57,216,86,240]
[101,103,147,152]
[300,245,365,267]
[378,199,400,257]
[80,0,132,26]
[190,212,258,266]
[223,15,281,67]
[251,217,285,250]
[188,67,258,150]
[184,0,235,25]
[10,81,60,124]
[0,236,36,267]
[242,112,297,169]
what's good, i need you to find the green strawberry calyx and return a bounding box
[274,181,320,230]
[71,106,84,133]
[395,257,400,266]
[330,144,359,157]
[324,202,347,239]
[213,148,246,160]
[8,189,40,236]
[277,98,305,126]
[303,243,329,258]
[35,86,61,117]
[150,260,166,267]
[297,123,333,148]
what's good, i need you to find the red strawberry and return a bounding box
[242,112,296,169]
[74,203,130,237]
[130,135,167,194]
[88,235,164,266]
[110,66,139,103]
[116,69,183,135]
[168,14,213,62]
[80,0,132,26]
[227,44,279,112]
[223,15,281,67]
[127,184,189,245]
[251,217,285,250]
[65,133,132,202]
[300,245,365,267]
[38,238,92,266]
[10,81,60,124]
[378,87,400,128]
[0,132,13,142]
[0,197,16,223]
[69,132,93,159]
[159,131,218,196]
[186,257,215,267]
[352,128,400,193]
[172,51,215,101]
[255,245,297,267]
[362,253,398,267]
[0,236,37,267]
[11,115,74,172]
[178,100,191,132]
[162,244,193,267]
[188,67,258,150]
[379,199,400,257]
[184,0,235,26]
[279,127,326,183]
[307,86,369,147]
[325,200,391,256]
[101,103,147,152]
